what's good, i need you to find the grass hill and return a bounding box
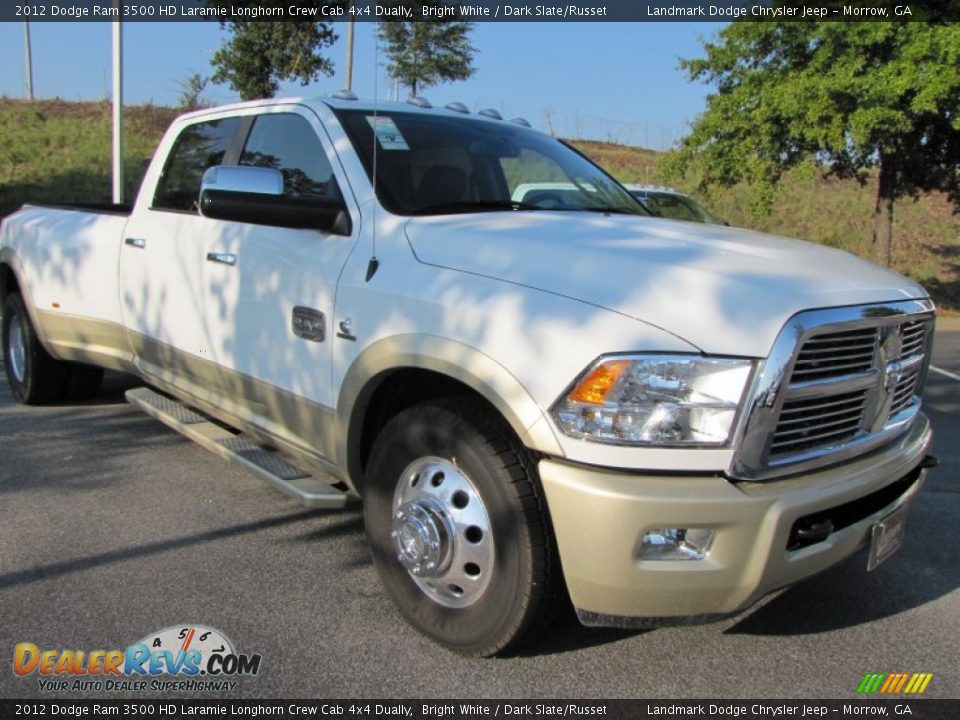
[2,99,957,311]
[0,99,178,216]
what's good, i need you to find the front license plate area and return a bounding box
[867,503,909,571]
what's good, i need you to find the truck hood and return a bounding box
[404,212,928,357]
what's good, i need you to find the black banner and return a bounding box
[3,0,958,23]
[1,700,959,719]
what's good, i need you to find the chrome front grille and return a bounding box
[889,321,926,416]
[790,328,877,381]
[900,319,927,359]
[890,372,921,415]
[732,299,935,481]
[770,389,868,456]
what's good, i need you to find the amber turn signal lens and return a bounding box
[567,360,630,405]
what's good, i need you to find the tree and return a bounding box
[378,2,475,97]
[666,20,960,267]
[209,11,338,100]
[176,72,210,111]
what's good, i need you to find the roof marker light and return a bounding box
[509,117,531,127]
[332,89,358,100]
[407,97,432,108]
[445,102,470,114]
[478,108,502,120]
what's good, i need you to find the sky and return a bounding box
[0,21,724,149]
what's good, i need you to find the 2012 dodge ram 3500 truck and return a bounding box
[0,96,936,656]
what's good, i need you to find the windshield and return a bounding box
[632,190,723,224]
[334,108,648,217]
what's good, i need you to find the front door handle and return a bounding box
[206,252,237,267]
[125,237,146,249]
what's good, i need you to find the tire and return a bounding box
[364,399,562,657]
[2,293,66,405]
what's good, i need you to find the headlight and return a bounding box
[551,354,754,446]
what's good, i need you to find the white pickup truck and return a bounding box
[0,96,937,656]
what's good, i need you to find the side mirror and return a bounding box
[198,166,351,236]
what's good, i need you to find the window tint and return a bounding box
[240,113,341,201]
[153,117,241,212]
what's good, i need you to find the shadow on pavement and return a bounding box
[517,604,653,657]
[0,364,142,408]
[726,497,960,636]
[0,508,340,591]
[49,369,143,407]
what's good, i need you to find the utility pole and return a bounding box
[23,21,34,100]
[112,2,124,204]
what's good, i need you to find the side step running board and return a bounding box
[125,387,348,509]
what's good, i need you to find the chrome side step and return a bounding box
[125,387,347,508]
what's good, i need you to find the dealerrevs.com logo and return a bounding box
[14,625,262,693]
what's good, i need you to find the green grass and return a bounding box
[1,100,956,311]
[0,99,177,216]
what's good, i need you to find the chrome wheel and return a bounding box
[391,456,494,609]
[8,312,26,383]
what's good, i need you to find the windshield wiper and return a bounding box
[411,199,543,215]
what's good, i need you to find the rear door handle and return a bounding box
[206,252,237,267]
[125,237,146,249]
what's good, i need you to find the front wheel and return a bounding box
[364,400,561,657]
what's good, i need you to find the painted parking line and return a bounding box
[930,365,960,383]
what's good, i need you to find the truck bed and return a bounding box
[1,204,130,360]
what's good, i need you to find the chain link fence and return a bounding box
[541,109,685,151]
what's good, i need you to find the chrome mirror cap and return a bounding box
[200,165,284,197]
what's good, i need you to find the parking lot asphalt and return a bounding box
[0,330,957,700]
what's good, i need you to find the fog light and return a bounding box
[639,528,715,561]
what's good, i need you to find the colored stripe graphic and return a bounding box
[880,674,897,693]
[857,673,886,693]
[858,672,932,694]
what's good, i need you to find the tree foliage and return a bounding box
[176,72,210,111]
[378,2,475,97]
[209,10,338,100]
[666,21,960,266]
